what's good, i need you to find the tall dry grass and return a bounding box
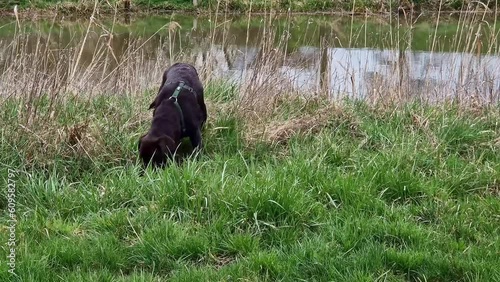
[0,1,498,171]
[0,1,498,128]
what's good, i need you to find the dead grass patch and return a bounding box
[243,103,359,145]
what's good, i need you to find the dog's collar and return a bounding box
[169,81,194,133]
[164,80,197,97]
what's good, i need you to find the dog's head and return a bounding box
[138,134,176,168]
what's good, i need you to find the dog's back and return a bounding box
[164,63,201,88]
[151,63,205,110]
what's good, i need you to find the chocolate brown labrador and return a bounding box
[138,63,207,168]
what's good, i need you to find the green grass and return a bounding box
[0,83,499,281]
[0,0,496,13]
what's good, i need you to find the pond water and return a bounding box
[0,13,499,103]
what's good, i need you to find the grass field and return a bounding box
[1,81,499,280]
[1,4,499,280]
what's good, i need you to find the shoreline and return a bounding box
[0,9,497,22]
[0,3,497,21]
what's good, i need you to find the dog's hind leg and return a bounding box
[196,88,208,127]
[189,128,203,152]
[200,101,208,128]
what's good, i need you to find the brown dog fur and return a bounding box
[138,63,207,168]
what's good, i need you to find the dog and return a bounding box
[138,63,207,168]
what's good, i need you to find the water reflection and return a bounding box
[197,44,499,103]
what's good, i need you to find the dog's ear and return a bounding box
[137,134,147,151]
[156,135,172,155]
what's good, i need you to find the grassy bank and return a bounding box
[0,0,498,16]
[1,82,499,280]
[0,4,499,280]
